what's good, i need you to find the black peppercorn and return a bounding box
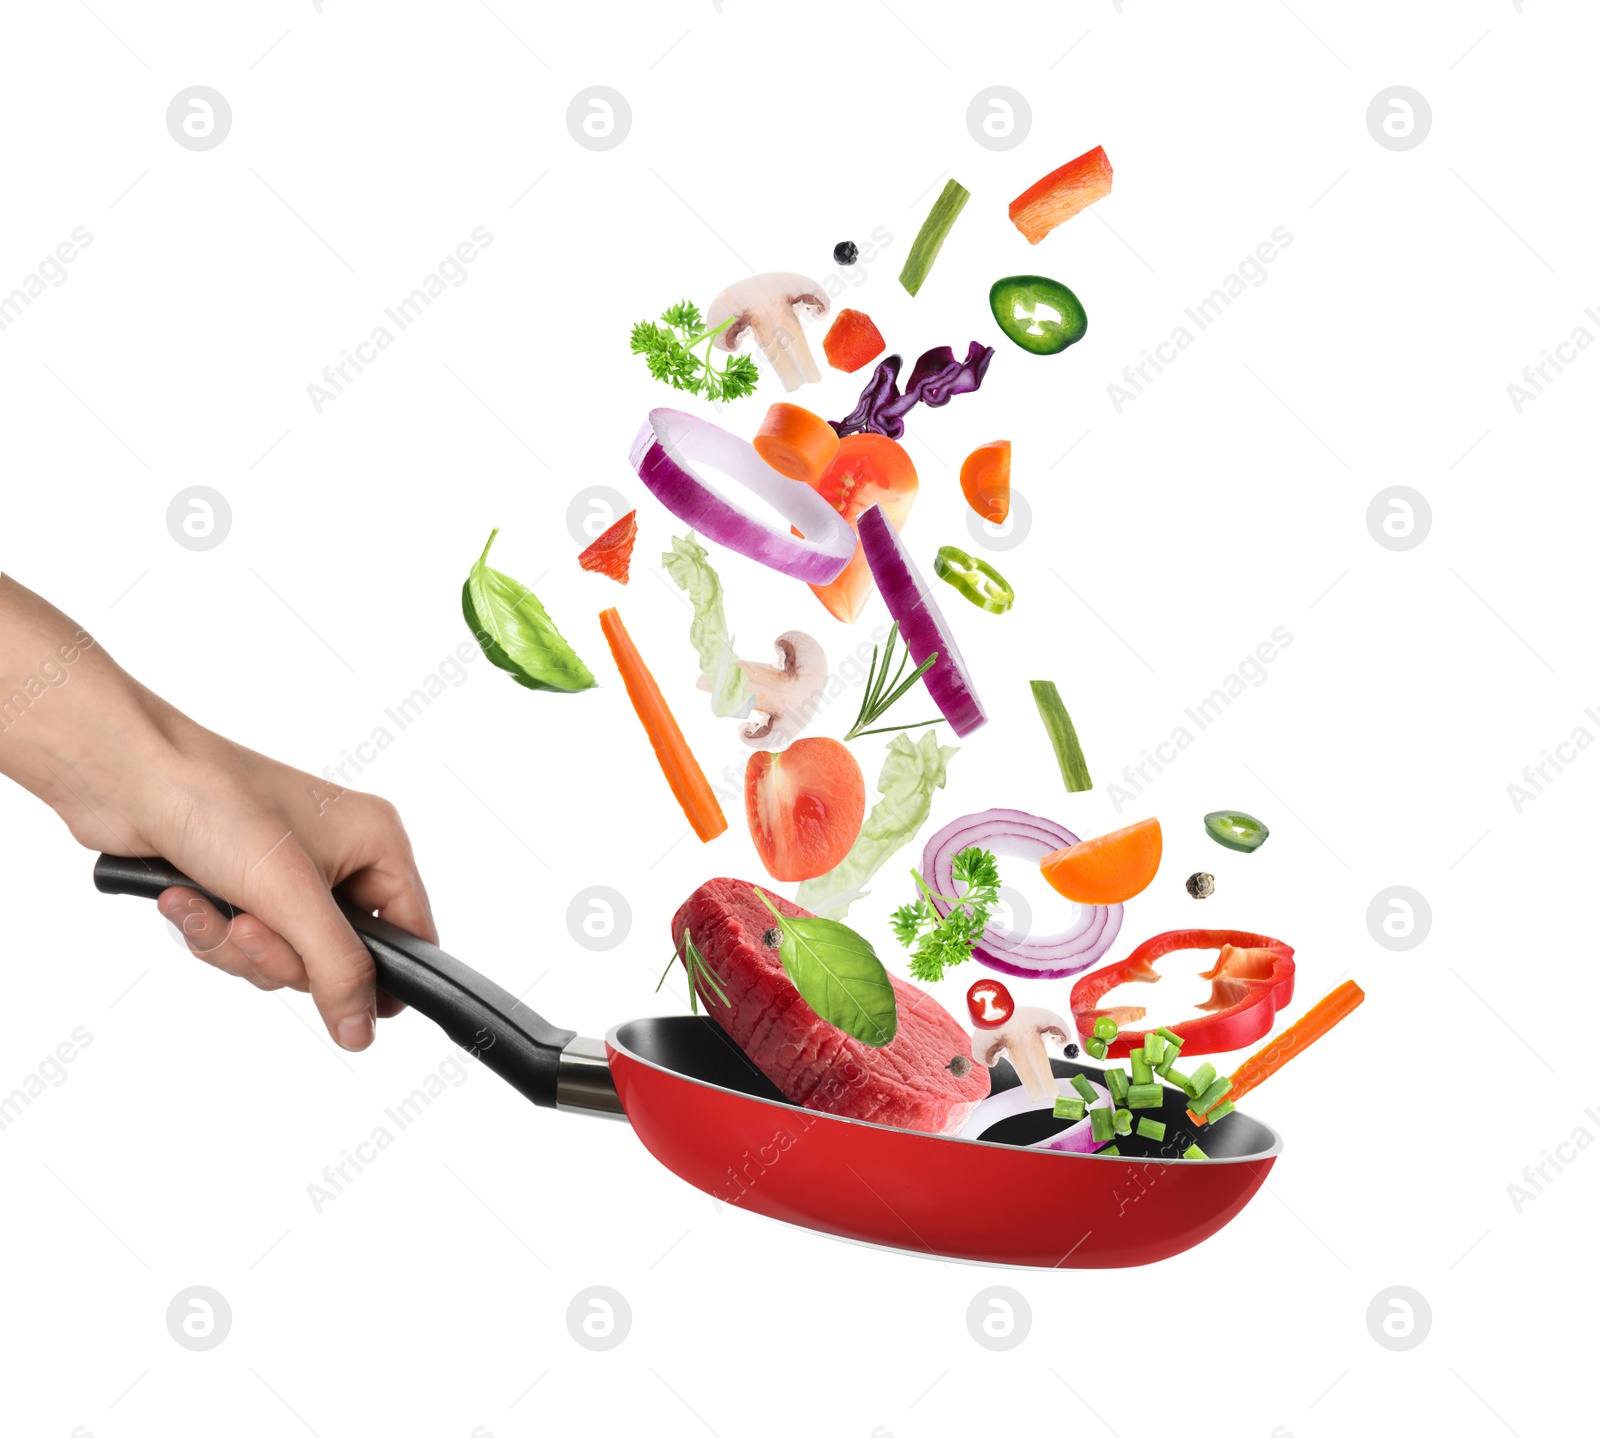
[763,927,783,949]
[1064,1043,1080,1059]
[833,239,859,266]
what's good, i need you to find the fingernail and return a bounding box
[337,1013,374,1051]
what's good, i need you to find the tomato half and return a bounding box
[744,738,866,881]
[798,434,918,623]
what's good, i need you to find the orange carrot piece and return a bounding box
[1185,980,1365,1124]
[598,608,727,842]
[752,403,841,486]
[960,440,1011,524]
[1009,145,1114,245]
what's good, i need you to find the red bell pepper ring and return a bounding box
[1070,928,1295,1057]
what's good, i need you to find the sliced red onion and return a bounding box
[857,503,987,737]
[921,808,1122,978]
[628,408,854,583]
[958,1074,1112,1155]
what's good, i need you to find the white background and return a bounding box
[2,1,1595,1434]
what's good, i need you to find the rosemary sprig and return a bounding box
[843,622,943,742]
[657,929,730,1015]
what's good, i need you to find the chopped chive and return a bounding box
[1113,1107,1133,1135]
[1156,1027,1183,1050]
[1183,1143,1209,1160]
[1187,1062,1217,1099]
[1204,1100,1236,1125]
[1136,1118,1166,1141]
[900,179,971,297]
[1127,1083,1163,1109]
[1105,1067,1130,1105]
[1093,1016,1119,1042]
[1130,1053,1153,1086]
[1070,1073,1098,1104]
[1085,1037,1107,1060]
[1053,1096,1087,1121]
[1192,1077,1233,1117]
[1163,1066,1191,1092]
[1090,1106,1115,1142]
[1100,1143,1121,1155]
[1029,679,1093,792]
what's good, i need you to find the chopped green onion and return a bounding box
[1113,1108,1133,1135]
[899,179,970,296]
[1192,1077,1233,1116]
[1163,1066,1191,1092]
[1029,679,1093,793]
[1128,1083,1162,1109]
[1183,1143,1209,1160]
[1070,1073,1098,1104]
[1053,1096,1087,1121]
[1093,1016,1119,1042]
[1204,1100,1236,1124]
[1156,1027,1183,1050]
[1105,1067,1130,1105]
[1136,1118,1166,1140]
[1090,1106,1115,1142]
[1130,1053,1153,1086]
[1100,1143,1121,1155]
[1143,1033,1165,1066]
[1085,1037,1107,1060]
[1187,1062,1217,1099]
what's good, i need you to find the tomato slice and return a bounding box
[796,434,918,623]
[744,737,866,881]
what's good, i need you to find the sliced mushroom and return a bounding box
[972,1006,1073,1107]
[699,630,827,748]
[705,273,831,392]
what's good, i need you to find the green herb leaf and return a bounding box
[629,301,760,403]
[842,622,942,741]
[753,889,898,1047]
[462,528,596,693]
[892,846,1001,983]
[661,532,751,718]
[795,730,958,919]
[658,928,730,1016]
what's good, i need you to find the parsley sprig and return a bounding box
[630,301,760,403]
[890,847,1002,983]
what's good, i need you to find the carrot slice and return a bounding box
[960,440,1011,524]
[1009,145,1114,245]
[752,403,842,487]
[598,607,727,842]
[1040,817,1162,905]
[1186,980,1366,1124]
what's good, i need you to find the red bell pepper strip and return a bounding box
[1070,928,1295,1058]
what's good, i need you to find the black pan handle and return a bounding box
[93,853,581,1110]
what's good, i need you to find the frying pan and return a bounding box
[94,854,1280,1268]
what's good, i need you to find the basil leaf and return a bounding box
[463,528,596,693]
[754,889,898,1047]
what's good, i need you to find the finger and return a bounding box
[240,841,378,1051]
[220,912,310,993]
[334,799,440,946]
[157,888,286,991]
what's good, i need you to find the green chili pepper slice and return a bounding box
[988,275,1088,356]
[933,545,1014,613]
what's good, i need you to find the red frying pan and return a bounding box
[95,854,1279,1268]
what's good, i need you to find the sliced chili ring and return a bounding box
[933,545,1014,614]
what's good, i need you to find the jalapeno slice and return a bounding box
[933,545,1014,613]
[988,274,1088,356]
[1203,810,1270,852]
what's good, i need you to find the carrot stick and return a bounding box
[1185,980,1365,1124]
[599,607,727,843]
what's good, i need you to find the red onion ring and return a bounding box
[920,808,1123,979]
[858,503,987,736]
[957,1075,1112,1155]
[628,408,854,584]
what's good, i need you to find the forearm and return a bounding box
[0,573,188,827]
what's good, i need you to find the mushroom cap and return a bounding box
[705,272,831,352]
[738,630,828,748]
[971,1005,1073,1066]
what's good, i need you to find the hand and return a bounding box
[0,575,435,1050]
